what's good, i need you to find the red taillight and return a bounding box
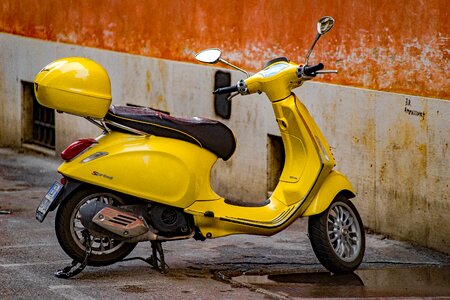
[60,177,67,185]
[61,138,97,161]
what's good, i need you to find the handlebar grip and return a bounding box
[213,85,238,95]
[303,63,324,76]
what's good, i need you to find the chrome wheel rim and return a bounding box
[327,201,362,262]
[70,193,126,255]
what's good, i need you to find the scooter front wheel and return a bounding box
[55,187,137,266]
[308,195,365,273]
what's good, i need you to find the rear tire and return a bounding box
[55,187,137,266]
[308,195,365,273]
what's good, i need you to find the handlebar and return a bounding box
[213,62,333,97]
[300,63,324,77]
[213,85,238,95]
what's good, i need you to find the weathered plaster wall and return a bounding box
[296,83,449,254]
[1,0,449,99]
[0,34,448,253]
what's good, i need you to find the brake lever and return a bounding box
[227,92,240,102]
[315,70,338,74]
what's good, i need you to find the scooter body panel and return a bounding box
[57,131,220,208]
[270,94,335,206]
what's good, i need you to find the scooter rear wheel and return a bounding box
[308,195,365,273]
[55,187,137,266]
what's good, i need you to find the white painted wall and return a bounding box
[1,34,448,253]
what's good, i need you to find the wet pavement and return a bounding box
[231,267,450,298]
[0,147,449,299]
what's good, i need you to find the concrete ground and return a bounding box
[0,147,449,299]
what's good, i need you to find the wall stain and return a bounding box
[146,70,151,93]
[418,144,428,172]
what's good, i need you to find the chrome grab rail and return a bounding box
[84,117,150,136]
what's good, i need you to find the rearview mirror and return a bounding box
[305,16,335,65]
[195,48,222,64]
[317,16,334,35]
[194,48,250,77]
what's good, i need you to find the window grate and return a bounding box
[22,81,55,149]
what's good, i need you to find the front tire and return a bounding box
[308,195,365,273]
[55,187,137,266]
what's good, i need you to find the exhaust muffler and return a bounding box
[79,201,195,242]
[79,201,149,239]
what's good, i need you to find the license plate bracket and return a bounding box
[36,181,63,222]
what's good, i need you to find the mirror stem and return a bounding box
[218,58,250,78]
[305,33,321,65]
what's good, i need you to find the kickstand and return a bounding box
[150,240,169,273]
[54,230,92,279]
[149,241,169,274]
[121,240,169,273]
[121,241,169,274]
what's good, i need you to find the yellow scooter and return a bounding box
[35,16,365,278]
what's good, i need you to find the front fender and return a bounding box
[302,170,356,217]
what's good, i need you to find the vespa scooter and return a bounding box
[35,16,365,278]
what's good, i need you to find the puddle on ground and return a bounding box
[232,267,450,298]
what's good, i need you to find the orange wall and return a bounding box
[1,0,449,99]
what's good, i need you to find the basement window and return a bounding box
[22,81,55,150]
[267,134,285,196]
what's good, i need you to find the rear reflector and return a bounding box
[61,138,97,161]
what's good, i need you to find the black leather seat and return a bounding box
[105,105,236,160]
